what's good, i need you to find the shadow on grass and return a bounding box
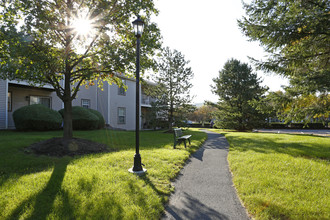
[224,132,330,160]
[8,158,73,220]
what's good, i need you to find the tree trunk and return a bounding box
[169,101,173,131]
[63,72,73,139]
[63,98,73,139]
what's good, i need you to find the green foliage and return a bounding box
[255,91,330,124]
[0,129,207,219]
[188,105,216,125]
[212,59,268,130]
[145,47,194,130]
[0,0,161,138]
[59,106,99,130]
[13,104,62,131]
[213,130,330,220]
[238,0,330,94]
[86,108,105,129]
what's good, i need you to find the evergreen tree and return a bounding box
[147,47,194,130]
[212,59,268,130]
[238,0,330,94]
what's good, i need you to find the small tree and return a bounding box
[146,47,194,131]
[212,59,268,130]
[0,0,161,138]
[189,105,216,127]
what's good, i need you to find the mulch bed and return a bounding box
[25,137,110,157]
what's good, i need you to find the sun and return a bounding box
[71,9,96,38]
[72,17,93,37]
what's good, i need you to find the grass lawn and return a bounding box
[212,129,330,220]
[0,128,206,220]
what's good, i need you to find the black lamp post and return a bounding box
[129,15,146,174]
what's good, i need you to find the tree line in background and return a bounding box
[206,0,329,130]
[155,0,329,131]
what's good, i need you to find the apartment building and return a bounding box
[0,78,154,130]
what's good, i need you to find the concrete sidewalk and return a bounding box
[162,130,250,220]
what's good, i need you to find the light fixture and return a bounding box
[129,15,146,175]
[132,15,145,38]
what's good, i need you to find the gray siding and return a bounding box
[0,80,8,129]
[97,83,111,125]
[109,79,138,130]
[72,82,98,110]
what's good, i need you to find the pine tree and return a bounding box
[212,59,268,130]
[147,47,194,130]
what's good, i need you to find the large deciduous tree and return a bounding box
[238,0,330,94]
[146,47,194,131]
[212,59,268,130]
[0,0,161,138]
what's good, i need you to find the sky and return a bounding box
[151,0,289,104]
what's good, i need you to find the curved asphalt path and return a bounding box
[162,130,250,220]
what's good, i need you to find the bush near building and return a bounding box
[13,104,62,131]
[86,108,105,129]
[59,106,99,130]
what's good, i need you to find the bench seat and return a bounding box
[174,128,192,149]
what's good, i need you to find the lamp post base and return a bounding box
[129,153,146,175]
[128,167,147,175]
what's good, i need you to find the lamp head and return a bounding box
[132,15,145,38]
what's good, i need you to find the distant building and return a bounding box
[0,78,155,130]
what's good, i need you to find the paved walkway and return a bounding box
[162,130,250,220]
[254,129,330,137]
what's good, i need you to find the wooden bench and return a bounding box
[174,128,192,149]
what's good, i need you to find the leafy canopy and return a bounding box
[0,0,161,138]
[0,0,161,99]
[238,0,330,93]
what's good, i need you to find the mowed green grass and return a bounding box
[212,130,330,220]
[0,129,206,220]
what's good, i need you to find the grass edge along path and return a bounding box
[0,128,207,220]
[211,129,330,220]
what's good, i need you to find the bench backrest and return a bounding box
[174,128,183,139]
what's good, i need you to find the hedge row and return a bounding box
[266,122,327,129]
[13,104,105,131]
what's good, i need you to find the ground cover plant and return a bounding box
[212,129,329,220]
[0,129,206,219]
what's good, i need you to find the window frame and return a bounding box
[8,91,12,112]
[117,107,126,124]
[29,95,52,108]
[81,99,91,109]
[118,79,127,96]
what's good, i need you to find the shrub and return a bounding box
[59,106,99,130]
[269,123,288,129]
[289,123,325,129]
[86,108,105,129]
[13,104,62,131]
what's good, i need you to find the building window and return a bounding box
[8,91,12,112]
[118,79,126,96]
[30,96,51,108]
[118,107,126,124]
[81,99,90,109]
